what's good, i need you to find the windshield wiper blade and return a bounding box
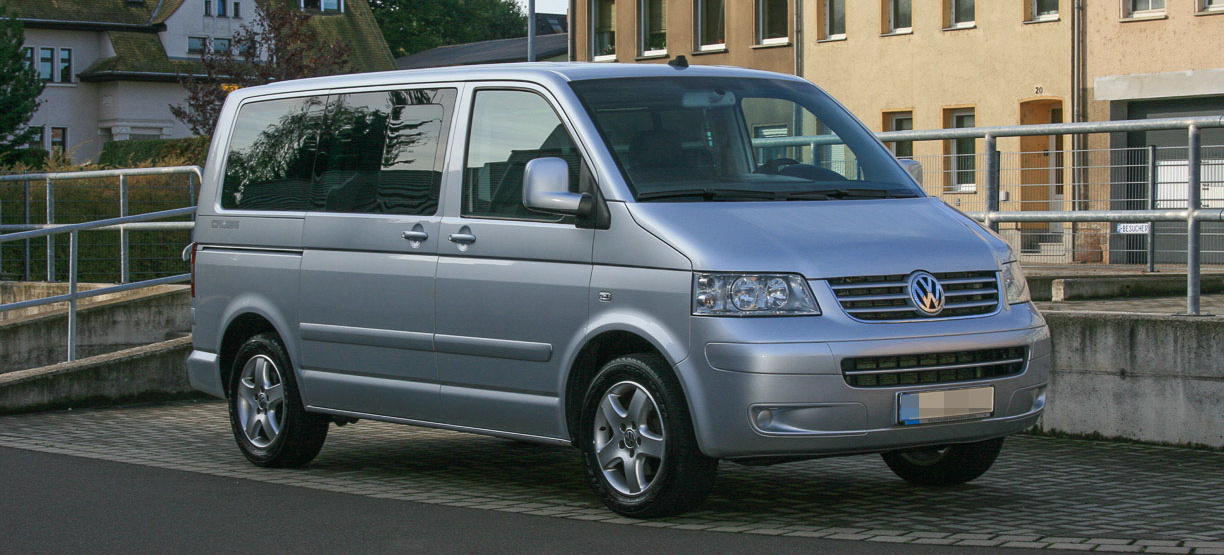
[787,188,918,200]
[637,188,780,201]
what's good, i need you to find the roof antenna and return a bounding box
[668,55,689,69]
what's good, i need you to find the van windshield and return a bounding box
[569,77,921,202]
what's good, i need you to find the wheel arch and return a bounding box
[216,298,298,399]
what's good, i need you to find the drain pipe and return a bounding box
[568,0,577,61]
[793,0,804,77]
[1072,0,1087,210]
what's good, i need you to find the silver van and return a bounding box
[186,62,1049,517]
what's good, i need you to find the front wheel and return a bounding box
[578,353,718,518]
[881,437,1005,487]
[228,333,329,468]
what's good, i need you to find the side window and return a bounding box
[311,88,455,215]
[222,96,326,211]
[462,90,583,221]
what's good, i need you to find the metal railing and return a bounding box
[752,115,1224,315]
[0,166,200,284]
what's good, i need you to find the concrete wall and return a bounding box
[0,336,196,415]
[1041,311,1224,448]
[98,80,192,142]
[0,287,190,372]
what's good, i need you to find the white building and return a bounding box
[9,0,395,163]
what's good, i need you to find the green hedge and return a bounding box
[98,136,210,168]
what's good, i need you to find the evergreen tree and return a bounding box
[0,9,45,156]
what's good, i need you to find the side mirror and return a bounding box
[898,159,923,186]
[523,157,591,217]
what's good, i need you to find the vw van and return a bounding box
[186,62,1049,517]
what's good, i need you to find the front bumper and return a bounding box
[679,318,1050,460]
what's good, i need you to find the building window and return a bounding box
[949,0,975,28]
[22,46,33,70]
[205,0,212,16]
[50,127,67,153]
[886,112,913,158]
[1125,0,1165,17]
[757,0,788,44]
[822,0,846,39]
[27,125,45,150]
[234,2,241,18]
[188,36,207,55]
[321,0,342,12]
[58,48,72,83]
[38,47,53,81]
[591,0,616,60]
[218,0,227,16]
[640,0,667,55]
[303,0,319,9]
[946,109,976,192]
[1032,0,1059,20]
[697,0,725,50]
[213,38,231,53]
[1203,0,1223,12]
[887,0,912,33]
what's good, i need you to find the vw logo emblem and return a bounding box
[908,272,946,316]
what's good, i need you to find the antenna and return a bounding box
[668,55,689,69]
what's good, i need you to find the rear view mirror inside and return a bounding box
[682,90,737,109]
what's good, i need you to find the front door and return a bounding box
[434,87,594,438]
[298,87,458,422]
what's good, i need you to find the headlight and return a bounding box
[693,273,820,316]
[1001,261,1031,304]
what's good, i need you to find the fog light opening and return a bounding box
[754,409,774,429]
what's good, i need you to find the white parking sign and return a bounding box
[1117,223,1151,234]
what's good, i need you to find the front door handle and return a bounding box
[402,230,429,242]
[448,233,477,245]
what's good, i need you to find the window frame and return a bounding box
[756,0,790,45]
[885,111,914,159]
[639,0,667,56]
[1031,0,1059,21]
[234,2,242,18]
[946,108,976,193]
[58,48,72,83]
[1124,0,1165,18]
[823,0,846,40]
[460,85,595,224]
[1199,0,1222,13]
[38,47,54,82]
[887,0,913,34]
[27,125,45,150]
[591,0,617,61]
[205,0,212,16]
[217,0,227,17]
[50,127,68,153]
[696,0,726,51]
[187,36,207,55]
[212,38,231,54]
[21,46,33,70]
[948,0,975,29]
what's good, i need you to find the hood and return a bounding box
[625,197,1006,278]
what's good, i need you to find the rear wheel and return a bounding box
[578,353,718,518]
[881,437,1005,486]
[228,333,329,468]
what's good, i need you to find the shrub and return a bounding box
[98,136,210,168]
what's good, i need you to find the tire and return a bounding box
[577,353,718,518]
[228,333,329,468]
[881,437,1005,487]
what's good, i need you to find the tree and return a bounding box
[171,1,352,136]
[369,0,527,58]
[0,8,45,157]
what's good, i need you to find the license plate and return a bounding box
[898,386,994,426]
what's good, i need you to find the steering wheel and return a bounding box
[756,157,801,175]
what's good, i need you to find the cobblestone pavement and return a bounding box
[2,401,1223,554]
[1035,294,1224,315]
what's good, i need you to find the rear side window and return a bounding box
[221,88,456,214]
[462,89,583,221]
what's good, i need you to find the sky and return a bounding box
[516,0,569,16]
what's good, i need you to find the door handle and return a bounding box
[402,230,429,242]
[448,233,477,245]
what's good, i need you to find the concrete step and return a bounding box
[0,336,198,415]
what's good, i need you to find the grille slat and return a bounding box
[841,347,1028,388]
[829,270,1000,321]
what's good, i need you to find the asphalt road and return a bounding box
[0,446,1088,555]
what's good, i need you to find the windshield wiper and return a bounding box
[637,188,780,201]
[785,188,919,200]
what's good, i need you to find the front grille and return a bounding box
[829,271,1000,321]
[841,346,1028,388]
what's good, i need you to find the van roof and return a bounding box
[227,62,806,102]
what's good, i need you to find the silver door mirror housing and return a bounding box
[898,159,923,186]
[523,157,590,216]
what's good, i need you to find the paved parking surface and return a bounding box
[2,400,1223,554]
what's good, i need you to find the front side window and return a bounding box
[889,0,912,32]
[697,0,725,49]
[592,0,616,59]
[462,90,584,221]
[950,0,975,27]
[188,36,206,55]
[640,0,666,55]
[59,49,72,83]
[38,47,53,81]
[758,0,788,44]
[1034,0,1059,19]
[947,109,976,192]
[571,77,920,203]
